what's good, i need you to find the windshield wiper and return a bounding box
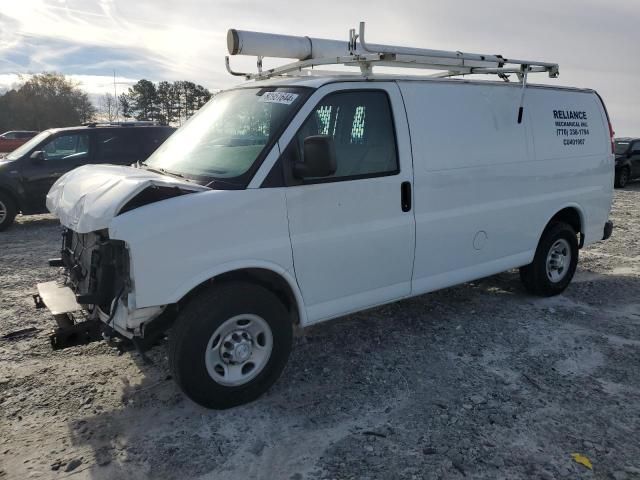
[140,163,241,189]
[140,164,193,182]
[203,178,243,189]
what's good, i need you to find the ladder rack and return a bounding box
[225,22,559,82]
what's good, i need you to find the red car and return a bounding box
[0,131,39,153]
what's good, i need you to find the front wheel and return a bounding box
[168,282,293,409]
[0,191,17,232]
[519,222,579,297]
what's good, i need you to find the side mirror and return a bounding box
[30,150,45,163]
[293,135,337,179]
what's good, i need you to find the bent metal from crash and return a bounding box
[35,23,615,409]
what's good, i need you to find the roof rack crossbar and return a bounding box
[226,22,559,81]
[82,121,162,127]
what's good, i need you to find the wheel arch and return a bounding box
[542,205,585,248]
[617,163,631,177]
[617,160,632,171]
[171,262,307,327]
[0,184,22,213]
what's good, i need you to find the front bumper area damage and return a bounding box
[35,228,165,349]
[34,281,103,349]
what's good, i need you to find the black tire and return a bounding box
[0,191,17,232]
[169,281,293,409]
[615,167,629,188]
[519,222,579,297]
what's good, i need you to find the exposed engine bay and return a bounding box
[60,228,130,313]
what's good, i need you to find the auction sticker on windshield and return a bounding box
[259,92,299,105]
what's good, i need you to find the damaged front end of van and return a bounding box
[34,164,207,349]
[32,85,310,354]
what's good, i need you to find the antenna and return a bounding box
[113,70,118,123]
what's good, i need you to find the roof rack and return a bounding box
[226,22,559,83]
[83,121,162,127]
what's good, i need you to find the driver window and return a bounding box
[42,134,89,161]
[294,90,398,180]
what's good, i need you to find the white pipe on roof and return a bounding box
[226,27,505,65]
[228,29,387,60]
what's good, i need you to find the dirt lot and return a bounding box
[1,186,639,480]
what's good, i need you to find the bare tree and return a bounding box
[99,93,118,122]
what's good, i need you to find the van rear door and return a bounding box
[281,83,415,323]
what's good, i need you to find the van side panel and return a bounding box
[399,81,612,295]
[526,88,613,246]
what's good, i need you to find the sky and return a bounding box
[0,0,638,135]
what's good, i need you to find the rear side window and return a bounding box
[42,133,89,161]
[139,128,174,158]
[615,142,630,155]
[295,91,398,180]
[95,130,141,162]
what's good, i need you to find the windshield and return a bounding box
[615,142,630,155]
[6,131,51,160]
[144,87,309,183]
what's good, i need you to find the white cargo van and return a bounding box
[37,24,614,408]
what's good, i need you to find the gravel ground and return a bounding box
[1,185,639,480]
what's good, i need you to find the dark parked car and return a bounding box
[0,122,175,230]
[614,137,640,188]
[0,130,39,153]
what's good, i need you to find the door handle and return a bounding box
[401,181,412,212]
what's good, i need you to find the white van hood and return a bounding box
[46,164,208,233]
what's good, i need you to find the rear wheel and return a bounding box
[615,167,630,188]
[0,191,16,231]
[519,222,578,296]
[169,282,293,409]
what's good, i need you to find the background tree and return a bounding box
[118,79,213,125]
[0,73,212,130]
[0,73,96,131]
[74,94,96,124]
[156,81,176,125]
[118,93,132,119]
[127,79,159,121]
[98,93,118,122]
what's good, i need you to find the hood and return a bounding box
[47,164,208,233]
[0,158,16,168]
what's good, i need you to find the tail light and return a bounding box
[594,91,615,155]
[608,121,615,154]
